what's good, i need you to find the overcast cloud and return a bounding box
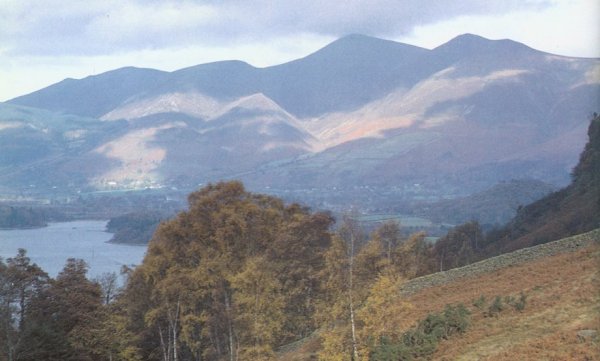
[1,0,550,56]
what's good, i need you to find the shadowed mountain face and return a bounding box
[2,34,599,207]
[483,114,600,254]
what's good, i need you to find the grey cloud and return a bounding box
[240,1,552,36]
[1,0,552,56]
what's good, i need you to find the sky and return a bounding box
[1,0,598,102]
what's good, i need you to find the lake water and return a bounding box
[0,220,147,280]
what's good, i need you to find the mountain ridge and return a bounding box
[14,33,588,119]
[2,33,599,211]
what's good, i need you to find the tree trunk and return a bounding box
[159,325,168,361]
[172,298,180,361]
[225,291,235,361]
[165,297,181,361]
[349,233,359,360]
[254,289,259,349]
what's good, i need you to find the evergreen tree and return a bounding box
[0,249,49,361]
[18,258,103,361]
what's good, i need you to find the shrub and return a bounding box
[472,294,486,310]
[443,303,471,335]
[370,303,471,361]
[513,292,527,311]
[369,336,412,361]
[401,328,439,359]
[486,296,504,317]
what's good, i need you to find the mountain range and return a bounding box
[1,33,598,211]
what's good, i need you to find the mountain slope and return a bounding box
[9,67,170,118]
[240,36,598,195]
[484,114,600,253]
[414,179,556,226]
[259,34,430,117]
[1,92,313,192]
[93,97,314,190]
[0,103,128,191]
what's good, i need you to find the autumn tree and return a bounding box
[356,273,413,353]
[317,235,353,360]
[354,233,389,287]
[336,212,366,360]
[268,208,334,340]
[120,181,334,361]
[0,257,13,361]
[374,220,402,263]
[0,253,129,361]
[319,218,415,360]
[392,232,435,278]
[231,256,285,360]
[319,213,395,360]
[95,272,119,305]
[433,221,484,271]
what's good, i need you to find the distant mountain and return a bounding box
[9,34,430,119]
[242,35,598,193]
[2,34,599,209]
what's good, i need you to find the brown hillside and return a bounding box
[277,230,600,360]
[407,230,599,360]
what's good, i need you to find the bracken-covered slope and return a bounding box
[278,230,600,360]
[410,230,599,361]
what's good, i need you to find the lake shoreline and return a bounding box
[0,223,48,231]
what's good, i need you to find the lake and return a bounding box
[0,220,147,280]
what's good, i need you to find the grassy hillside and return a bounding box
[278,230,600,360]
